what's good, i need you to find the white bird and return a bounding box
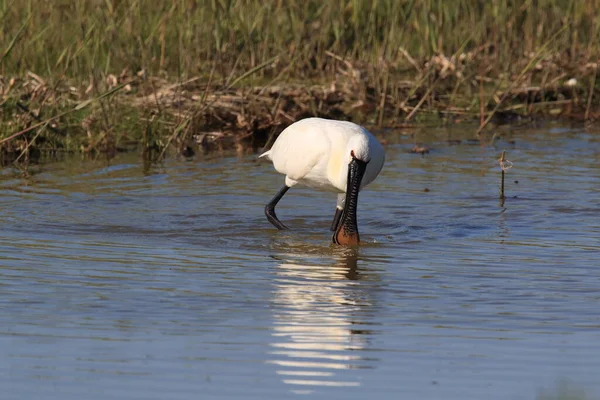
[259,117,385,245]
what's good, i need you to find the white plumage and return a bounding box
[260,117,385,245]
[260,118,384,192]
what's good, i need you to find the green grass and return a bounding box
[4,1,599,76]
[3,0,599,81]
[1,0,600,161]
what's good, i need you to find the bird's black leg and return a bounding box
[330,207,343,232]
[331,193,346,232]
[265,185,290,230]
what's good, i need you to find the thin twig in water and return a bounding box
[498,150,513,199]
[500,150,506,199]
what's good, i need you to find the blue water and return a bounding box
[1,123,599,399]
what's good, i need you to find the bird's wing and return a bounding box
[270,128,329,182]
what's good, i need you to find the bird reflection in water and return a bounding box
[267,249,378,395]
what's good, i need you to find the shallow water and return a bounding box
[1,122,599,399]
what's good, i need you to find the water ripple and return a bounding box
[1,124,600,399]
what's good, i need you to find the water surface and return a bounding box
[1,123,599,399]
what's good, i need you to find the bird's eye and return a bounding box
[350,150,356,159]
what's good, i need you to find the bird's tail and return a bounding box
[258,150,272,160]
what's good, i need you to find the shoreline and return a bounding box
[2,70,596,166]
[2,58,597,166]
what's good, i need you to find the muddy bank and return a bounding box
[1,56,598,165]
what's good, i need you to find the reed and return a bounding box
[499,150,506,200]
[1,0,599,161]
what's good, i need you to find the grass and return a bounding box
[1,0,600,163]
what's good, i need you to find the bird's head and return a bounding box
[346,134,371,164]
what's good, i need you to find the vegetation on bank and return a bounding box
[1,0,599,163]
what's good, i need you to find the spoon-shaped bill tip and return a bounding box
[334,225,360,246]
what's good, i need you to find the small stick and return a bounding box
[500,150,506,199]
[498,150,513,199]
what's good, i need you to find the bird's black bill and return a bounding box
[265,185,290,230]
[333,158,367,245]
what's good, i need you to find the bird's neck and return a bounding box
[326,148,349,192]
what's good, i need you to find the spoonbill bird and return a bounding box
[259,118,385,245]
